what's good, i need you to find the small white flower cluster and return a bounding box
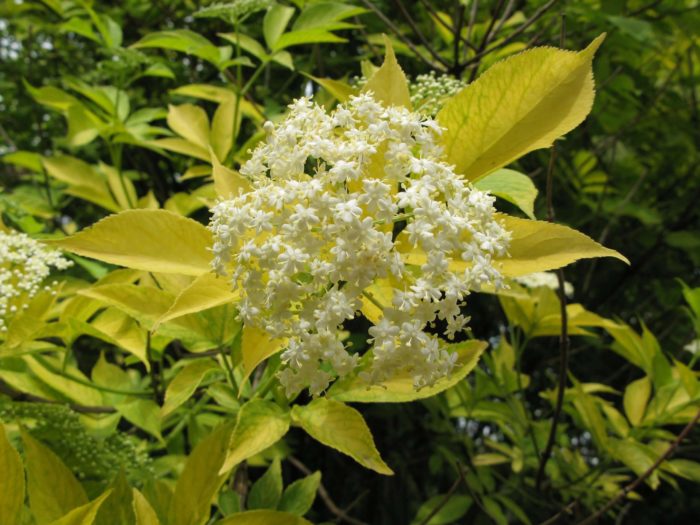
[410,72,467,116]
[209,93,509,396]
[353,72,467,116]
[514,272,574,297]
[0,230,72,333]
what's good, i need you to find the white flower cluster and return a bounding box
[514,272,574,297]
[0,230,72,333]
[209,93,509,396]
[410,72,467,116]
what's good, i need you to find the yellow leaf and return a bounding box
[219,400,291,474]
[474,169,537,219]
[167,103,210,150]
[161,359,221,416]
[22,429,88,523]
[361,35,411,109]
[169,423,233,525]
[48,490,112,525]
[438,35,605,180]
[42,156,119,212]
[493,215,628,277]
[0,424,24,525]
[240,325,287,388]
[291,398,393,475]
[306,74,357,102]
[156,272,240,329]
[212,153,252,198]
[214,510,312,525]
[624,376,651,427]
[211,96,237,161]
[147,138,211,162]
[47,210,212,276]
[132,489,161,525]
[329,340,486,403]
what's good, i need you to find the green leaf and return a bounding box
[361,35,411,109]
[291,398,393,475]
[94,471,135,525]
[22,430,88,523]
[666,459,700,483]
[623,376,651,426]
[169,423,234,525]
[438,35,605,181]
[48,490,112,525]
[162,359,221,416]
[47,210,212,276]
[278,471,321,516]
[116,399,163,440]
[273,29,345,51]
[329,340,486,403]
[214,510,312,525]
[474,169,537,219]
[220,400,291,473]
[608,438,660,489]
[263,4,295,49]
[412,494,472,525]
[293,2,366,31]
[0,424,24,525]
[132,30,229,67]
[247,458,283,510]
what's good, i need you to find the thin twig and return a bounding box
[288,455,369,525]
[392,0,450,68]
[574,407,700,525]
[359,0,447,71]
[469,0,506,82]
[418,464,467,525]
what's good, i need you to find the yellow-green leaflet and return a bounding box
[132,489,161,525]
[624,376,652,427]
[0,424,24,525]
[47,491,112,525]
[494,215,629,277]
[291,398,393,475]
[22,429,88,523]
[47,209,212,276]
[161,359,221,416]
[361,35,411,109]
[214,510,312,525]
[240,325,287,388]
[169,423,234,525]
[219,399,291,474]
[155,272,240,328]
[438,34,605,181]
[329,340,487,403]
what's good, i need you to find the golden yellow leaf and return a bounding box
[0,424,24,525]
[241,324,287,388]
[47,210,212,276]
[167,103,210,150]
[329,340,486,403]
[291,398,393,475]
[361,35,411,109]
[438,35,605,180]
[156,272,240,328]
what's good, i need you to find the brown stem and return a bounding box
[288,455,369,525]
[392,0,450,68]
[574,407,700,525]
[417,464,466,525]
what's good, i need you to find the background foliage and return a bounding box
[1,1,699,524]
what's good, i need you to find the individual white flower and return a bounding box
[0,230,72,334]
[209,93,510,396]
[514,272,574,297]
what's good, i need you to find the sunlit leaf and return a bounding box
[291,398,393,475]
